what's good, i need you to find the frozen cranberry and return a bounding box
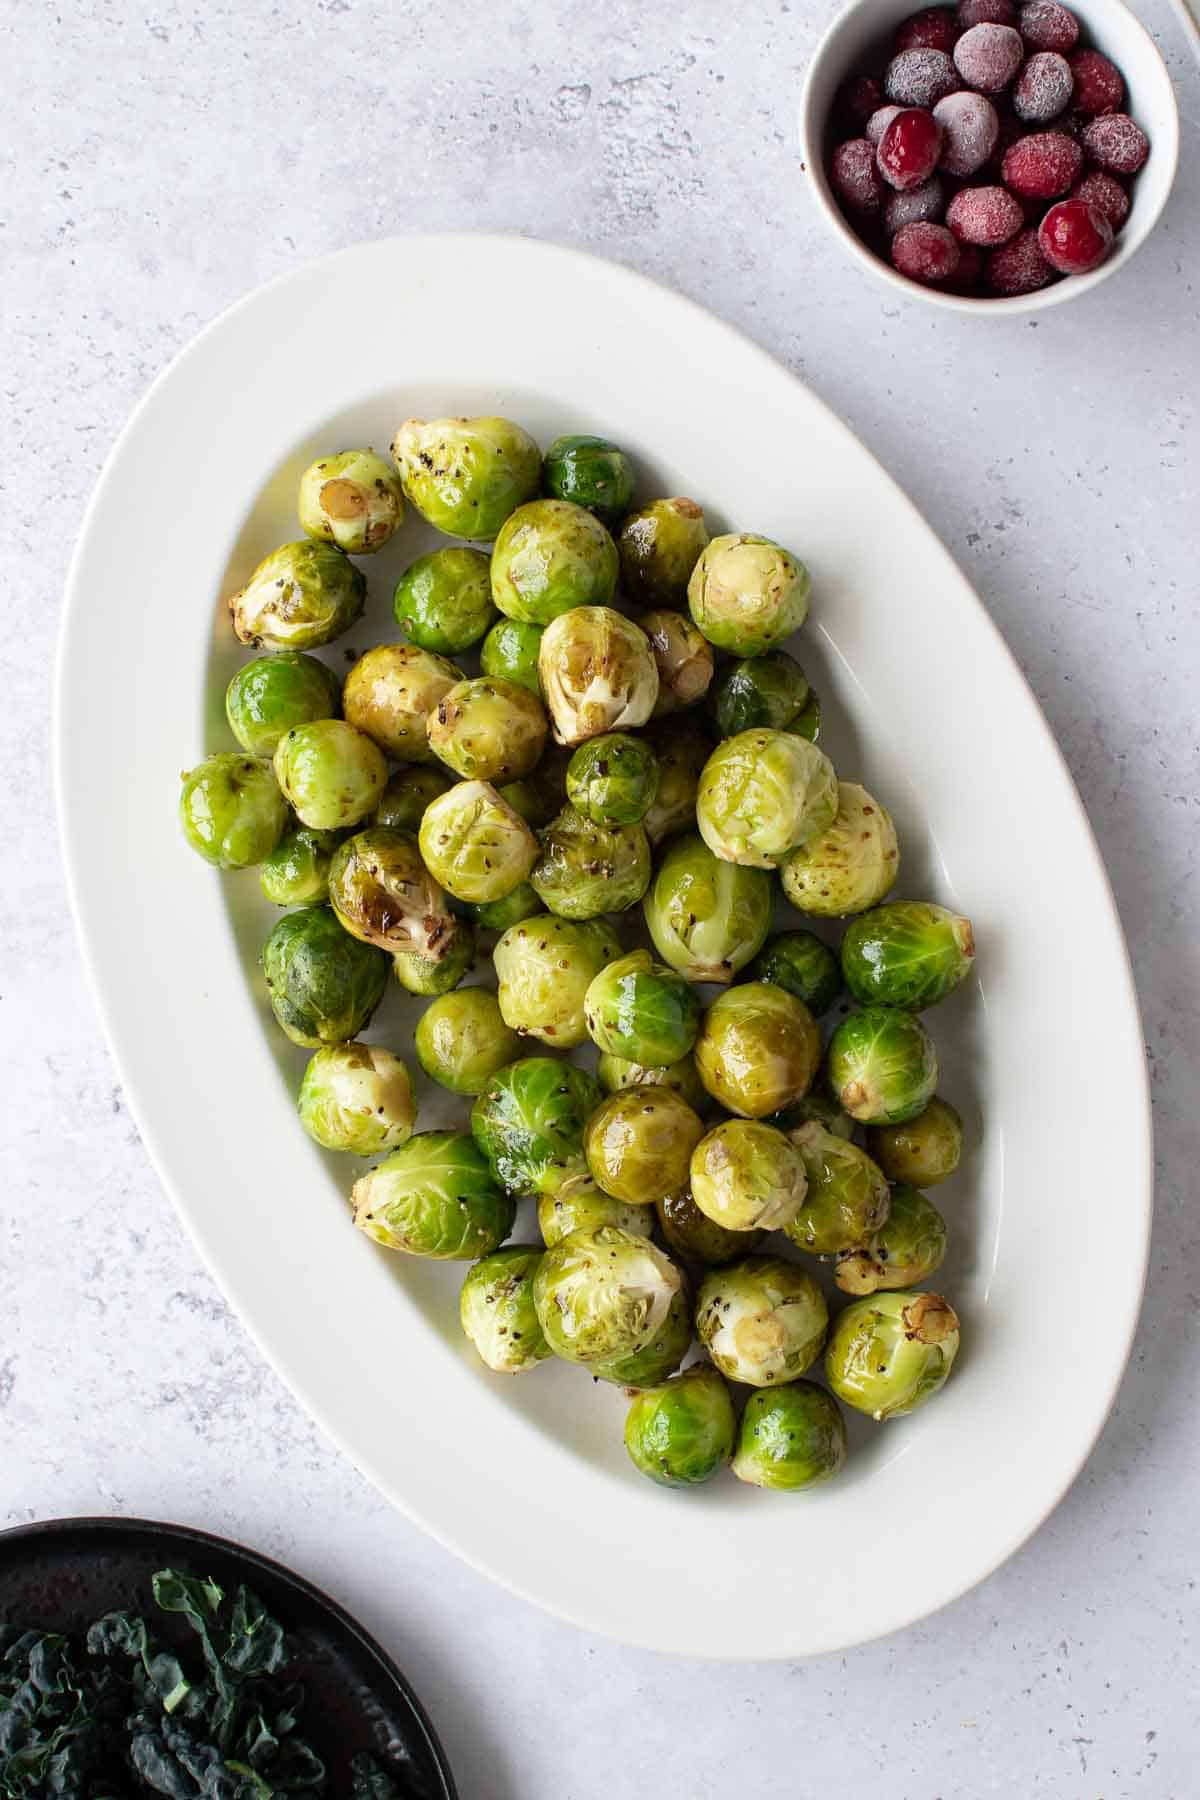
[1072,168,1130,230]
[894,6,959,52]
[837,74,885,129]
[1013,50,1073,120]
[1001,128,1083,196]
[877,108,945,189]
[934,90,999,173]
[1080,112,1149,174]
[956,0,1015,24]
[866,104,905,145]
[986,226,1057,292]
[831,139,885,212]
[1018,1,1079,51]
[946,183,1024,243]
[883,175,947,233]
[884,48,961,107]
[891,221,961,281]
[948,243,985,289]
[954,22,1025,90]
[1068,48,1124,115]
[1037,198,1113,271]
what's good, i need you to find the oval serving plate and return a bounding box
[56,234,1150,1659]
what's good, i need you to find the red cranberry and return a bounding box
[986,226,1057,292]
[1013,50,1073,121]
[1068,48,1124,115]
[948,244,985,289]
[877,108,945,190]
[831,139,885,213]
[1018,1,1079,52]
[1072,168,1130,230]
[954,22,1025,90]
[946,183,1024,243]
[894,7,959,52]
[1037,198,1113,272]
[1002,128,1083,197]
[866,104,905,145]
[1080,112,1149,175]
[891,221,961,281]
[884,48,961,107]
[934,90,999,173]
[883,175,947,234]
[957,0,1015,24]
[837,74,885,129]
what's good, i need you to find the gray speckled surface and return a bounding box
[3,1,1198,1793]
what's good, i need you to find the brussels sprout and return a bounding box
[491,498,619,625]
[841,901,976,1011]
[259,826,344,905]
[427,676,548,783]
[594,1283,693,1388]
[228,540,366,650]
[393,547,496,655]
[584,1086,706,1206]
[261,906,389,1048]
[480,617,544,695]
[530,805,651,920]
[225,651,342,756]
[543,434,634,524]
[783,1122,891,1256]
[538,1182,655,1249]
[497,744,570,829]
[471,881,543,932]
[371,765,454,833]
[598,1052,708,1114]
[391,415,541,540]
[710,650,811,738]
[416,780,538,905]
[471,1058,602,1197]
[617,496,710,609]
[538,606,659,747]
[352,1131,515,1260]
[835,1183,947,1296]
[393,916,477,996]
[641,610,715,717]
[866,1096,963,1188]
[687,532,810,657]
[179,754,288,869]
[273,720,388,830]
[696,730,838,869]
[641,723,713,846]
[689,1119,807,1233]
[297,1041,415,1156]
[694,984,821,1119]
[791,689,822,743]
[624,1365,735,1486]
[642,833,772,984]
[732,1382,847,1491]
[493,913,621,1048]
[414,988,521,1096]
[826,1006,938,1126]
[747,930,841,1016]
[583,950,701,1068]
[566,734,659,827]
[770,1090,856,1141]
[328,827,455,957]
[532,1225,683,1366]
[297,449,404,554]
[780,783,900,919]
[343,645,462,764]
[825,1290,960,1420]
[459,1247,551,1373]
[696,1257,828,1387]
[656,1187,764,1266]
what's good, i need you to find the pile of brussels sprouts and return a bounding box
[179,418,977,1495]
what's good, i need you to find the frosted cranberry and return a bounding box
[946,183,1024,243]
[877,108,945,189]
[1013,50,1073,120]
[1002,128,1082,196]
[895,7,959,51]
[1081,112,1149,174]
[949,244,985,289]
[986,226,1057,292]
[1072,168,1130,230]
[954,22,1024,90]
[891,221,961,281]
[837,74,884,128]
[831,139,885,212]
[883,175,947,234]
[1018,1,1079,51]
[884,48,961,107]
[956,0,1015,24]
[1038,198,1113,271]
[934,90,999,173]
[866,104,905,145]
[1068,48,1124,115]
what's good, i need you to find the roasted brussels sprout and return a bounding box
[471,1057,602,1198]
[597,1052,708,1115]
[791,689,822,742]
[392,546,496,655]
[770,1090,856,1141]
[593,1283,692,1388]
[642,833,772,984]
[583,950,701,1068]
[688,533,810,657]
[784,1122,891,1256]
[656,1187,763,1266]
[566,734,659,827]
[328,827,455,957]
[471,880,542,932]
[732,1382,847,1491]
[259,826,344,906]
[532,1225,683,1366]
[641,723,712,846]
[835,1183,947,1295]
[689,1119,807,1233]
[867,1096,963,1188]
[459,1247,551,1373]
[617,497,709,609]
[710,650,811,737]
[841,901,976,1011]
[371,765,454,833]
[825,1290,960,1419]
[641,610,714,717]
[343,645,462,764]
[543,434,634,524]
[261,906,388,1048]
[694,984,821,1119]
[480,617,543,695]
[696,730,838,868]
[393,915,477,996]
[228,541,365,650]
[530,805,651,920]
[780,783,900,918]
[584,1086,705,1205]
[624,1365,736,1487]
[493,913,621,1048]
[297,1041,415,1156]
[297,450,404,554]
[696,1257,828,1387]
[537,1182,655,1249]
[538,606,659,746]
[747,931,841,1016]
[273,720,388,831]
[225,651,341,756]
[414,988,521,1096]
[496,744,570,829]
[417,780,538,905]
[179,754,288,869]
[427,676,548,783]
[352,1131,515,1260]
[391,416,541,540]
[491,498,619,625]
[826,1006,939,1126]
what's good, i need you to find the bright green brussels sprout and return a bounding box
[826,1006,938,1126]
[687,532,810,657]
[297,1041,415,1156]
[343,645,462,763]
[393,915,477,996]
[538,606,658,747]
[783,1122,891,1256]
[696,1257,828,1387]
[780,783,900,919]
[710,650,811,737]
[352,1131,515,1260]
[328,827,454,957]
[393,547,496,655]
[566,734,659,827]
[261,906,389,1048]
[496,744,570,829]
[732,1382,847,1491]
[471,1058,602,1198]
[538,1181,655,1249]
[471,880,542,932]
[835,1183,947,1296]
[583,950,701,1068]
[641,610,715,717]
[825,1290,960,1419]
[594,1282,692,1388]
[416,780,538,905]
[792,689,821,743]
[297,449,404,554]
[543,434,634,524]
[617,496,710,609]
[225,652,341,756]
[747,930,841,1016]
[641,722,712,846]
[642,833,772,985]
[273,720,388,831]
[841,901,976,1011]
[259,826,344,905]
[530,805,651,920]
[584,1086,705,1206]
[491,499,619,626]
[480,617,543,694]
[414,988,521,1096]
[532,1225,683,1366]
[689,1119,807,1233]
[426,676,548,783]
[866,1096,963,1188]
[493,913,621,1049]
[770,1090,856,1141]
[372,765,454,833]
[656,1187,764,1266]
[228,541,365,650]
[179,753,287,869]
[391,416,541,540]
[624,1364,735,1486]
[694,983,821,1119]
[696,730,838,869]
[598,1052,708,1114]
[459,1247,551,1373]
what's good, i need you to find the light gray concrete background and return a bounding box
[3,1,1198,1794]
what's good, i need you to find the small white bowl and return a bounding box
[799,0,1180,314]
